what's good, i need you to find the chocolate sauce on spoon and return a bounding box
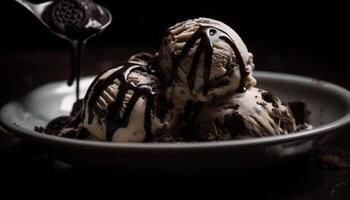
[43,0,111,100]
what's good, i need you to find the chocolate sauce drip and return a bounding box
[86,62,156,141]
[68,40,85,100]
[184,100,203,122]
[43,0,110,100]
[169,25,248,95]
[219,36,248,92]
[182,100,203,139]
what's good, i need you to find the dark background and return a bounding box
[0,0,349,108]
[1,1,349,103]
[1,0,349,49]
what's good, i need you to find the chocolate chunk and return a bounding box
[183,100,203,121]
[155,93,175,121]
[70,99,84,116]
[261,91,279,108]
[194,119,230,141]
[288,101,310,125]
[280,115,295,132]
[224,62,234,76]
[269,108,294,132]
[34,126,45,133]
[75,127,90,139]
[34,116,76,137]
[222,103,239,110]
[223,113,250,138]
[46,116,73,131]
[257,101,267,107]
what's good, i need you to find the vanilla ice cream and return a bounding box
[81,59,167,142]
[195,87,296,140]
[158,17,256,106]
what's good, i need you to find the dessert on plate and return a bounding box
[36,17,311,143]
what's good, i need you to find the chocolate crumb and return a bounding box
[34,126,45,133]
[257,101,267,107]
[262,91,279,107]
[46,116,72,131]
[288,101,310,125]
[223,113,249,138]
[71,99,84,116]
[222,103,239,110]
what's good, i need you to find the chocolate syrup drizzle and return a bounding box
[84,62,157,141]
[43,0,110,100]
[168,25,248,95]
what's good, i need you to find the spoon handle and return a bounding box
[14,0,53,19]
[14,0,37,14]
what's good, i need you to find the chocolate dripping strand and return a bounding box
[105,82,134,141]
[143,89,154,141]
[170,26,214,95]
[87,63,141,123]
[169,25,248,96]
[83,67,117,121]
[219,36,247,92]
[105,84,154,141]
[81,65,119,121]
[135,86,154,139]
[187,38,205,90]
[86,62,155,141]
[202,28,213,96]
[83,62,147,111]
[168,28,203,86]
[187,27,213,95]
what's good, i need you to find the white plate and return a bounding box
[1,71,350,171]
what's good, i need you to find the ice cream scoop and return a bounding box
[158,18,256,105]
[81,58,166,142]
[194,88,295,141]
[35,17,312,143]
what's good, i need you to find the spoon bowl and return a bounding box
[14,0,112,100]
[14,0,112,41]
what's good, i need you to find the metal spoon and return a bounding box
[14,0,112,100]
[14,0,112,40]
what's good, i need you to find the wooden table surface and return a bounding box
[0,44,349,197]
